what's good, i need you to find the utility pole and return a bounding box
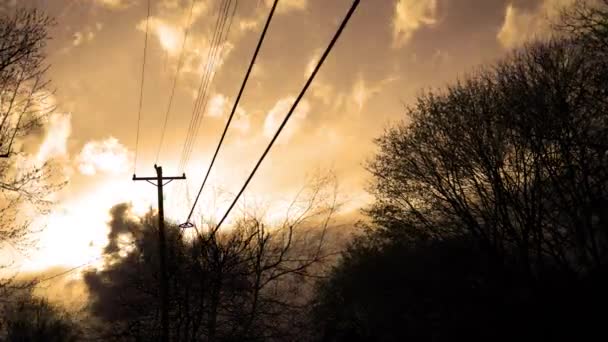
[133,165,185,342]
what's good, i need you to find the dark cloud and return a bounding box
[104,202,138,254]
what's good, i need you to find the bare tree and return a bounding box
[0,8,61,275]
[366,35,608,277]
[0,288,82,341]
[85,174,341,341]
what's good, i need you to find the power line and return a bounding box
[133,0,152,175]
[179,0,237,173]
[181,0,238,173]
[178,0,235,173]
[35,256,102,286]
[155,0,198,164]
[183,0,279,225]
[178,0,231,172]
[212,0,360,232]
[177,0,227,172]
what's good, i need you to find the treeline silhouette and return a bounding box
[3,1,608,341]
[313,1,608,341]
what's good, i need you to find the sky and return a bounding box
[0,0,576,275]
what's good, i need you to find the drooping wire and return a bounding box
[155,0,198,164]
[178,0,235,173]
[177,0,229,173]
[184,0,279,225]
[34,256,103,286]
[178,0,237,173]
[212,0,360,232]
[133,0,152,175]
[180,1,237,172]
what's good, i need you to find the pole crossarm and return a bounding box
[131,164,185,342]
[133,175,186,181]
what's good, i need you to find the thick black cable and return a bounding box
[184,0,279,224]
[134,0,152,175]
[155,0,198,164]
[213,0,360,231]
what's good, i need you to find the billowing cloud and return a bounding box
[392,0,438,48]
[37,113,71,163]
[136,2,234,78]
[264,97,310,143]
[497,0,577,49]
[77,137,132,176]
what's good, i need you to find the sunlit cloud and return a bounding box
[265,0,308,14]
[305,49,322,78]
[497,0,577,49]
[233,107,251,134]
[206,93,250,133]
[137,2,232,79]
[352,74,398,113]
[140,18,183,56]
[208,93,228,118]
[240,18,259,32]
[37,113,71,163]
[92,0,133,10]
[311,81,334,106]
[392,0,438,48]
[77,137,132,176]
[264,97,310,143]
[72,29,97,47]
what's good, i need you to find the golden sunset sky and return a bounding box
[1,0,572,276]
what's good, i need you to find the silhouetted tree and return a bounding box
[0,8,62,288]
[313,1,608,341]
[85,175,340,341]
[0,290,82,341]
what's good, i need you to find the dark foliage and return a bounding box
[313,1,608,341]
[0,292,81,341]
[84,175,337,341]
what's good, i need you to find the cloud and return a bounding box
[240,19,259,32]
[305,49,322,78]
[351,74,398,113]
[206,93,250,133]
[140,18,183,56]
[497,0,577,49]
[208,93,228,118]
[497,4,539,49]
[37,113,71,163]
[92,0,133,10]
[72,30,96,47]
[392,0,438,48]
[311,81,334,106]
[135,1,210,56]
[265,0,308,14]
[77,137,132,176]
[136,2,235,78]
[233,107,251,134]
[264,97,310,143]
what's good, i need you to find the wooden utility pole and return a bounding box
[133,165,185,342]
